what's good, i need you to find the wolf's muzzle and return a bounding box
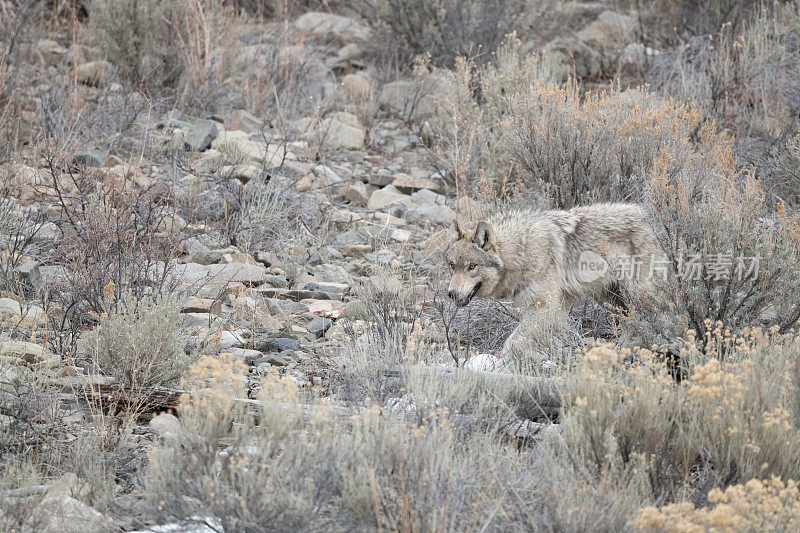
[448,282,482,307]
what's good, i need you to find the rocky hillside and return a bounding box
[2,1,800,531]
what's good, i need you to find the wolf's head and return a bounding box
[444,220,502,306]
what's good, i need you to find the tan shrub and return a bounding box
[632,477,800,532]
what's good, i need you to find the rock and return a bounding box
[307,246,344,266]
[544,36,602,80]
[185,119,218,152]
[618,42,646,77]
[0,298,22,321]
[368,169,395,187]
[292,12,371,45]
[306,281,349,294]
[311,164,343,186]
[27,495,117,533]
[340,299,370,320]
[15,261,42,287]
[73,146,108,167]
[392,173,447,194]
[36,39,67,66]
[75,60,112,86]
[367,184,413,212]
[309,263,352,286]
[149,413,182,437]
[389,228,411,242]
[306,316,333,338]
[263,274,288,288]
[335,180,369,206]
[228,348,263,365]
[408,202,455,226]
[183,238,219,265]
[181,297,221,315]
[321,112,365,150]
[217,329,250,350]
[576,10,636,57]
[464,353,504,372]
[255,351,293,367]
[0,341,59,368]
[255,336,302,353]
[342,244,373,257]
[257,288,331,301]
[47,473,91,501]
[177,262,269,288]
[342,73,372,100]
[224,110,262,134]
[379,80,416,114]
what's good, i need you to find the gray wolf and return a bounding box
[444,203,661,357]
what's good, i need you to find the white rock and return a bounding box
[149,413,182,437]
[464,353,504,372]
[292,12,371,45]
[0,298,22,321]
[27,495,117,533]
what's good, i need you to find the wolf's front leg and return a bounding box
[500,300,567,364]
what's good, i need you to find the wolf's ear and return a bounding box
[453,219,467,240]
[473,222,492,250]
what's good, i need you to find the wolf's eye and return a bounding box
[468,264,477,270]
[449,262,455,270]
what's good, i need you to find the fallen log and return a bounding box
[63,383,183,416]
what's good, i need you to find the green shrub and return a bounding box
[86,291,189,389]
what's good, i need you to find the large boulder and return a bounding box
[544,36,602,80]
[74,60,112,86]
[27,495,117,533]
[0,341,60,368]
[0,298,22,322]
[292,12,371,45]
[321,112,365,150]
[341,73,372,100]
[576,10,636,58]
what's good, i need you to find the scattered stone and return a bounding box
[255,350,294,367]
[36,39,67,66]
[28,495,117,533]
[75,60,112,86]
[0,298,22,321]
[341,73,372,100]
[14,260,41,287]
[149,413,182,437]
[73,146,108,167]
[255,336,302,353]
[342,244,373,257]
[545,36,601,79]
[392,173,446,194]
[321,112,365,150]
[181,297,222,315]
[367,184,412,212]
[178,262,269,288]
[47,473,91,501]
[258,288,331,301]
[228,348,264,365]
[306,316,333,338]
[224,109,262,134]
[307,281,349,294]
[185,119,219,152]
[0,340,59,368]
[263,274,288,288]
[292,12,371,45]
